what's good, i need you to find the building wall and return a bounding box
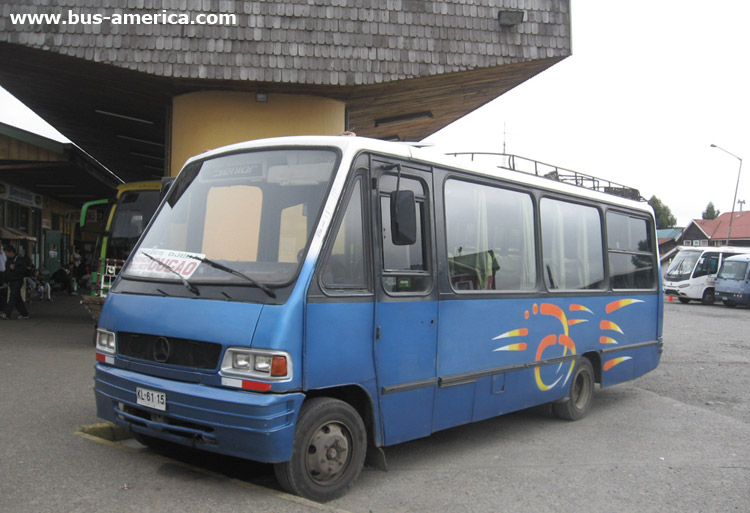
[170,91,345,175]
[681,224,709,247]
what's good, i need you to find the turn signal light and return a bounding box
[271,355,287,377]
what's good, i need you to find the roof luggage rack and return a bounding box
[446,152,643,201]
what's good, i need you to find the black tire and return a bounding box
[723,300,737,308]
[274,397,366,502]
[553,358,595,421]
[678,297,691,304]
[701,288,715,305]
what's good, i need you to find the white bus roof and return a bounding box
[722,253,750,261]
[673,246,750,253]
[185,135,653,216]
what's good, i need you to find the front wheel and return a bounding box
[554,358,595,421]
[723,300,737,308]
[701,288,715,305]
[274,397,366,502]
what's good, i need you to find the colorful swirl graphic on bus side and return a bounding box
[492,299,644,391]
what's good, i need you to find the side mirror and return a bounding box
[390,190,417,245]
[160,177,175,199]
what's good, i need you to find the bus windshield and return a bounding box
[717,260,748,281]
[107,189,161,261]
[665,249,702,281]
[122,148,337,286]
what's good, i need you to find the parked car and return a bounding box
[715,254,750,307]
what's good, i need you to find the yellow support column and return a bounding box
[170,91,346,176]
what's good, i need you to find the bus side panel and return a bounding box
[471,370,557,423]
[304,301,377,391]
[437,294,661,421]
[600,344,661,388]
[433,382,475,432]
[380,387,436,445]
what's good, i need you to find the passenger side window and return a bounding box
[541,199,604,290]
[606,212,656,289]
[320,179,367,291]
[444,179,536,291]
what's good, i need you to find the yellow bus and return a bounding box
[80,180,161,318]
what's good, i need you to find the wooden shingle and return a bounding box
[0,0,571,86]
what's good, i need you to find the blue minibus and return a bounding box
[715,253,750,307]
[94,136,663,501]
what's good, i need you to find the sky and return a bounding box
[425,0,750,227]
[2,0,749,227]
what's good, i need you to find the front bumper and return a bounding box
[94,364,304,463]
[663,285,690,298]
[716,292,748,304]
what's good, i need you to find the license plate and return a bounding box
[136,387,167,411]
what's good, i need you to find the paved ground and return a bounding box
[1,295,748,513]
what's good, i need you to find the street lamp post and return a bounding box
[710,144,743,246]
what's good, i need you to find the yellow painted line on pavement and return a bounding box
[75,423,354,513]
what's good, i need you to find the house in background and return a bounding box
[682,211,750,248]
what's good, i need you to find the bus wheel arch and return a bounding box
[274,396,367,502]
[304,385,379,450]
[553,356,595,421]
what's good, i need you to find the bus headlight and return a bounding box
[95,328,116,355]
[221,348,292,381]
[233,352,252,370]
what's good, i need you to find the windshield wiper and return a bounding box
[187,255,276,299]
[141,252,200,296]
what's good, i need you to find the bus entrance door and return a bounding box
[373,162,438,446]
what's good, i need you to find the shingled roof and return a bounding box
[2,0,570,85]
[0,0,571,182]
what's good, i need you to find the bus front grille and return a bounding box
[117,332,222,370]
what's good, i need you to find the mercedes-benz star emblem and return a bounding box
[153,337,171,363]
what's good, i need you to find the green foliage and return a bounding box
[702,202,720,220]
[648,195,677,229]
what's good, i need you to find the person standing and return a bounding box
[1,245,30,320]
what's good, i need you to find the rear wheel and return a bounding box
[701,288,715,305]
[274,397,366,502]
[554,358,595,421]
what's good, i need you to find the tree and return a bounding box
[648,195,677,229]
[702,202,720,220]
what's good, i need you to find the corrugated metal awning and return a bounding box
[0,226,37,242]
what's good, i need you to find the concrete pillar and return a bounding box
[170,91,346,176]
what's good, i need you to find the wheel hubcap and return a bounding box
[306,422,350,483]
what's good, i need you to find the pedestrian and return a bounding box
[1,245,30,320]
[72,253,91,292]
[28,268,52,302]
[52,262,77,296]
